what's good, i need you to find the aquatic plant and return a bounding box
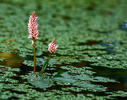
[28,11,39,72]
[48,38,58,53]
[40,38,58,74]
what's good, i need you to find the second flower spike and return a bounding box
[48,38,58,53]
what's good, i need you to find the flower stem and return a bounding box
[33,40,36,72]
[40,54,51,74]
[40,60,48,74]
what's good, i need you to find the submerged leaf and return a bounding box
[27,72,53,89]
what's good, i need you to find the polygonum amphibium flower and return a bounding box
[40,38,58,74]
[28,11,39,43]
[48,38,58,53]
[28,11,39,72]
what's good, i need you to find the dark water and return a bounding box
[93,66,127,91]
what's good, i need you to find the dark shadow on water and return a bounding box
[77,40,101,46]
[87,28,114,34]
[8,97,19,100]
[70,61,92,67]
[92,66,127,91]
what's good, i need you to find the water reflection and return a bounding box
[0,52,23,67]
[92,66,127,91]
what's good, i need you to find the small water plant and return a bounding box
[27,11,58,89]
[28,11,58,73]
[40,38,58,74]
[28,11,39,72]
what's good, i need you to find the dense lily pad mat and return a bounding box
[0,0,127,99]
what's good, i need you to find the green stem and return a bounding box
[40,61,48,74]
[33,41,36,72]
[40,54,52,74]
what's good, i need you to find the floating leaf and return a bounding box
[27,72,53,89]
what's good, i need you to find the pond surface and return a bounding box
[0,0,127,99]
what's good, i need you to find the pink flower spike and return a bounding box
[48,38,58,53]
[28,11,39,41]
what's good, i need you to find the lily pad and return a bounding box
[27,72,53,89]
